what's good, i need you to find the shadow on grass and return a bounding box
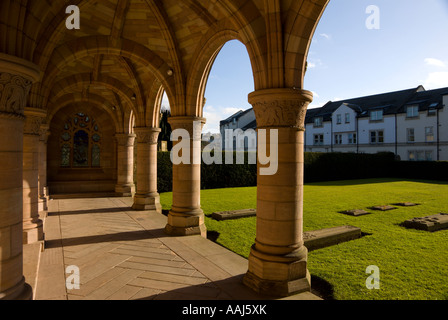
[311,275,335,300]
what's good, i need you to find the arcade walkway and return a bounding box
[25,197,321,301]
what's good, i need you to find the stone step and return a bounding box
[304,226,362,252]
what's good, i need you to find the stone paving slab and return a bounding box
[34,197,322,301]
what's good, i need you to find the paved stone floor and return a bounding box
[29,197,321,301]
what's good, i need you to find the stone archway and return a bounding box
[0,0,330,300]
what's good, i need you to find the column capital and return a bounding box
[168,116,205,139]
[23,108,47,136]
[134,127,161,144]
[0,54,40,119]
[248,88,313,130]
[115,133,137,147]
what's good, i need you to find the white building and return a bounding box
[220,108,257,151]
[219,86,448,161]
[305,86,448,161]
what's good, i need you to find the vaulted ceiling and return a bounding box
[1,0,329,131]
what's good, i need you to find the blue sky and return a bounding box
[165,0,448,133]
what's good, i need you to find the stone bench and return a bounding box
[211,209,257,221]
[304,225,362,252]
[401,213,448,232]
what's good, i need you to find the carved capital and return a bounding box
[39,124,51,143]
[115,133,137,147]
[248,88,313,130]
[0,73,33,118]
[24,108,47,136]
[134,127,161,145]
[168,116,205,140]
[0,54,40,119]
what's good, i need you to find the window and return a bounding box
[425,127,434,142]
[407,128,415,143]
[425,151,433,161]
[348,133,357,144]
[314,134,324,146]
[428,103,438,116]
[314,117,323,128]
[345,113,351,124]
[409,151,426,161]
[60,112,101,168]
[334,134,342,145]
[336,114,342,125]
[370,110,383,121]
[370,130,384,144]
[406,105,419,118]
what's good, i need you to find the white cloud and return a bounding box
[308,62,316,69]
[424,72,448,89]
[424,58,446,68]
[222,107,241,116]
[320,33,331,40]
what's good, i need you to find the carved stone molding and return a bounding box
[169,116,205,140]
[115,133,137,147]
[134,127,161,145]
[248,88,313,130]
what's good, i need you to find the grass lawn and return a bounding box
[160,178,448,300]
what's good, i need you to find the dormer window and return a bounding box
[370,110,383,121]
[406,105,419,118]
[314,117,323,127]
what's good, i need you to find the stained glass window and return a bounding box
[61,144,71,167]
[92,145,101,167]
[73,130,89,167]
[60,112,101,168]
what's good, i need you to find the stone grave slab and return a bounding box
[304,226,362,252]
[212,209,256,221]
[340,209,371,216]
[401,213,448,232]
[370,205,397,211]
[394,202,419,207]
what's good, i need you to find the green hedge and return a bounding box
[304,152,396,183]
[140,151,448,193]
[154,151,399,192]
[391,160,448,181]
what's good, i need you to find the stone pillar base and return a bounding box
[243,245,311,297]
[132,193,161,212]
[23,222,44,245]
[0,278,33,301]
[243,270,311,298]
[165,211,207,237]
[115,184,136,197]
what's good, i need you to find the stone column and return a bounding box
[115,133,137,197]
[0,53,40,300]
[23,107,45,245]
[165,117,206,238]
[38,123,50,218]
[132,128,161,212]
[243,88,313,297]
